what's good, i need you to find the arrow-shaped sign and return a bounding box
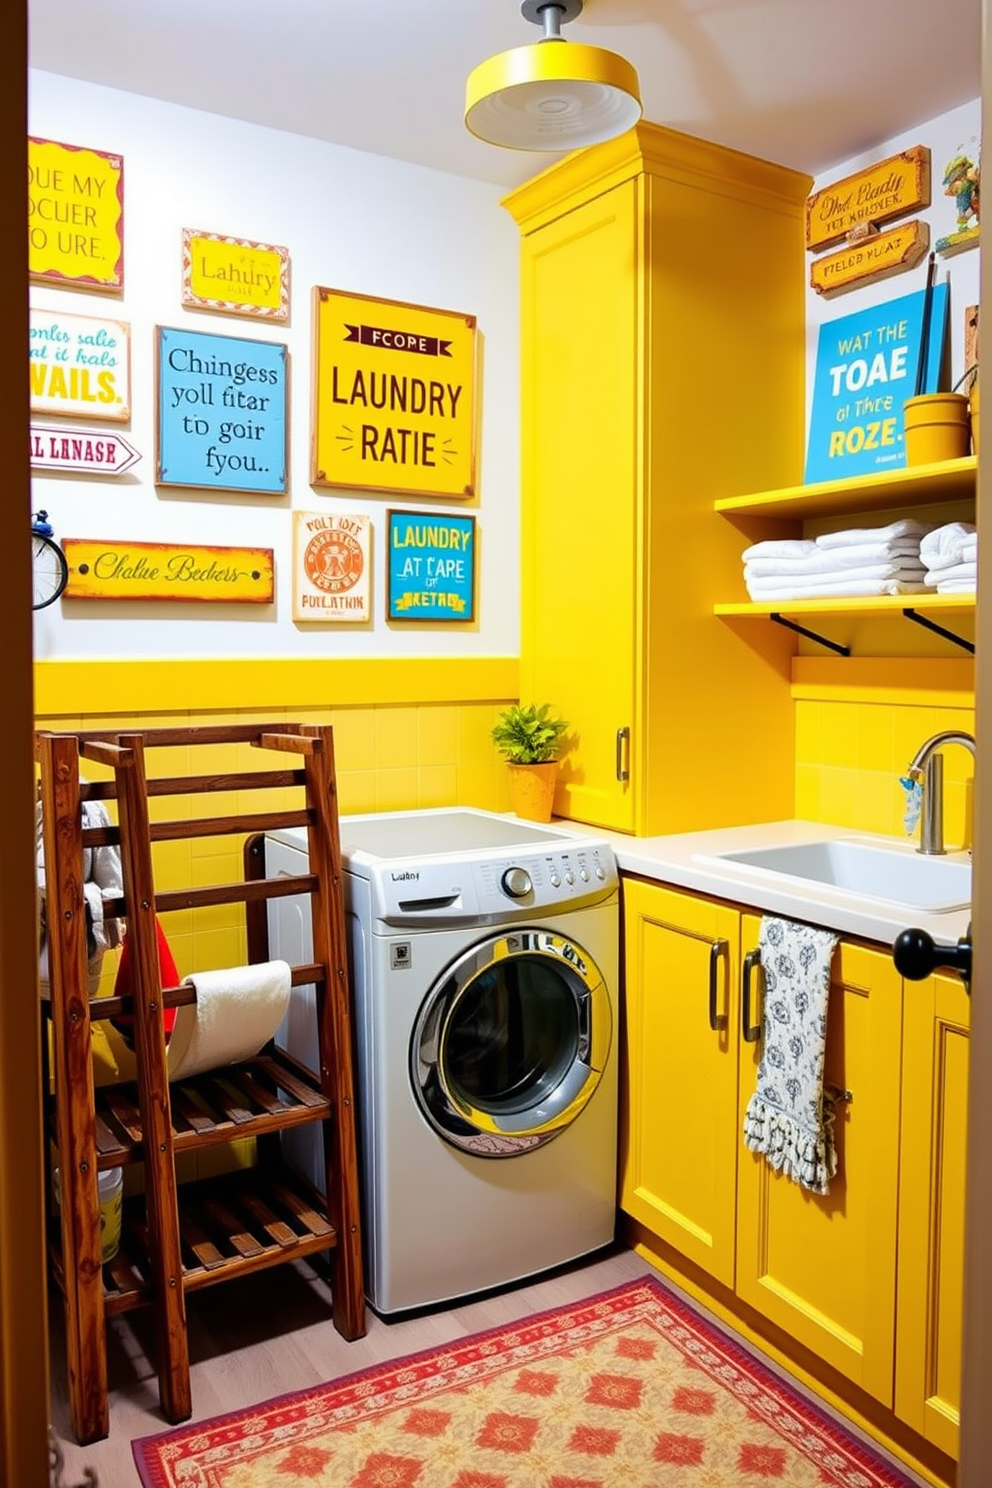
[30,423,142,476]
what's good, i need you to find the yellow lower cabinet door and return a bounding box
[735,928,903,1404]
[620,879,743,1288]
[895,968,969,1459]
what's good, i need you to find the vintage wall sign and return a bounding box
[30,423,141,475]
[293,510,371,622]
[809,220,930,296]
[312,287,477,499]
[805,146,930,252]
[182,228,290,321]
[63,539,274,603]
[387,509,475,621]
[156,325,288,494]
[30,308,130,422]
[28,136,125,291]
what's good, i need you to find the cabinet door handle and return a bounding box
[742,947,763,1043]
[708,938,729,1031]
[615,726,630,783]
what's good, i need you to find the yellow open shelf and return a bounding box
[714,456,976,520]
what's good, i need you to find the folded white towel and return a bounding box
[745,576,929,600]
[920,521,977,562]
[743,547,921,578]
[168,960,292,1081]
[925,559,977,586]
[741,539,816,562]
[921,532,978,572]
[745,561,924,586]
[816,519,933,550]
[935,577,978,593]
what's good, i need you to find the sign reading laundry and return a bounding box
[312,286,477,498]
[63,538,274,603]
[30,422,141,475]
[387,509,475,621]
[28,136,125,291]
[29,307,130,422]
[156,325,288,494]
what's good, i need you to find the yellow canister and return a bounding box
[53,1165,123,1263]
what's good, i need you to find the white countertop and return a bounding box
[544,817,971,950]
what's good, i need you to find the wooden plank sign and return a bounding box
[63,540,274,603]
[806,146,930,252]
[810,220,930,297]
[30,424,141,475]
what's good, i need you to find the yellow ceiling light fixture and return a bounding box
[465,0,642,153]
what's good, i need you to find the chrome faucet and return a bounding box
[907,730,976,855]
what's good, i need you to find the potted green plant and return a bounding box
[491,702,568,822]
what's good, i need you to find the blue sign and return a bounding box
[156,326,288,494]
[387,509,476,622]
[804,283,949,485]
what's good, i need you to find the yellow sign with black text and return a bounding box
[806,146,930,252]
[182,229,290,321]
[311,287,477,498]
[63,540,274,604]
[810,220,930,297]
[28,136,124,291]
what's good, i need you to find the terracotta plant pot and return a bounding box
[903,392,972,466]
[507,761,558,823]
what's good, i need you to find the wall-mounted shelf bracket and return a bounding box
[769,612,850,656]
[902,608,975,654]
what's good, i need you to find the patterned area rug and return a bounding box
[133,1277,917,1487]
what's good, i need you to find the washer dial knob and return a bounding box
[501,866,533,899]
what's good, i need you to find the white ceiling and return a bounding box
[27,0,982,190]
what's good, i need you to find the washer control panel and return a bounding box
[369,840,618,927]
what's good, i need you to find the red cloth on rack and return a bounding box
[110,919,179,1044]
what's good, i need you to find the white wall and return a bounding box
[28,70,521,661]
[805,98,982,434]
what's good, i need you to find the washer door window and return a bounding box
[411,929,611,1156]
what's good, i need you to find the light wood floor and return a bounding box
[49,1243,930,1488]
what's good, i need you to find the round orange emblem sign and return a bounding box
[304,529,364,594]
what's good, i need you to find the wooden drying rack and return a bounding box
[36,723,366,1445]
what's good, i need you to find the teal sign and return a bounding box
[387,509,476,621]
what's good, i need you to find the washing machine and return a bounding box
[264,806,619,1316]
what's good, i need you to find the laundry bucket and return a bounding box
[903,393,972,465]
[54,1164,123,1263]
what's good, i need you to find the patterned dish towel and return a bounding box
[743,916,839,1195]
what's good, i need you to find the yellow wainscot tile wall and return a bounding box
[792,657,975,847]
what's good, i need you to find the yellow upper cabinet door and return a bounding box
[505,126,810,835]
[620,878,744,1288]
[735,926,904,1405]
[515,180,639,832]
[895,968,970,1459]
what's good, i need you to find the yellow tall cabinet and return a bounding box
[503,124,812,834]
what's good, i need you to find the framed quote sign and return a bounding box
[156,325,288,494]
[293,510,371,622]
[182,228,290,321]
[311,287,477,499]
[28,136,125,292]
[387,509,475,622]
[30,307,130,422]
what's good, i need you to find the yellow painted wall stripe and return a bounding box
[792,657,974,707]
[35,655,520,717]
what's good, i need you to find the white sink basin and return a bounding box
[695,838,971,914]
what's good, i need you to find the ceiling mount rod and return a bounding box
[902,608,975,654]
[769,612,850,657]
